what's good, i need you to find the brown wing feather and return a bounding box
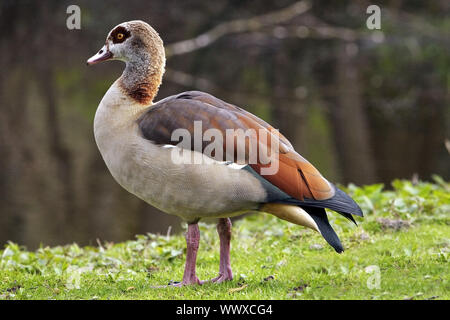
[138,91,335,201]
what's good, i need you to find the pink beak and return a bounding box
[87,45,113,65]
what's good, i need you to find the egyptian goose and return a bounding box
[87,21,363,286]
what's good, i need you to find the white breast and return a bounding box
[94,82,267,222]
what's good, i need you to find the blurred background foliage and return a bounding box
[0,0,448,248]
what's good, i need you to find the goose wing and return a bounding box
[138,91,335,201]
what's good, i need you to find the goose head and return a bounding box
[88,20,165,104]
[87,20,164,66]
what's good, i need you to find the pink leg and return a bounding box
[212,218,233,283]
[172,223,204,286]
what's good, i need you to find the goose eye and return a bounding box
[111,26,130,43]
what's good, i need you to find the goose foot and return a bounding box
[211,272,233,283]
[168,278,205,287]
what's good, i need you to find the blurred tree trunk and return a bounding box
[417,90,446,177]
[0,32,32,245]
[270,49,306,151]
[31,3,76,243]
[331,43,377,184]
[39,65,76,219]
[0,45,19,244]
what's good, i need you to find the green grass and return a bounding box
[0,178,449,300]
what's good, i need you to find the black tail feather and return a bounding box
[241,165,361,252]
[243,166,363,221]
[281,185,363,220]
[303,206,344,253]
[339,211,357,226]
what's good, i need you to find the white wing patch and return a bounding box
[159,145,246,170]
[216,161,246,170]
[226,163,247,170]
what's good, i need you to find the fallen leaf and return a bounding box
[293,283,309,292]
[263,275,275,281]
[360,233,370,241]
[309,244,324,250]
[377,218,411,231]
[228,284,248,294]
[146,266,159,274]
[6,285,21,293]
[276,259,287,267]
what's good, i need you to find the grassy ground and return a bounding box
[0,178,448,300]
